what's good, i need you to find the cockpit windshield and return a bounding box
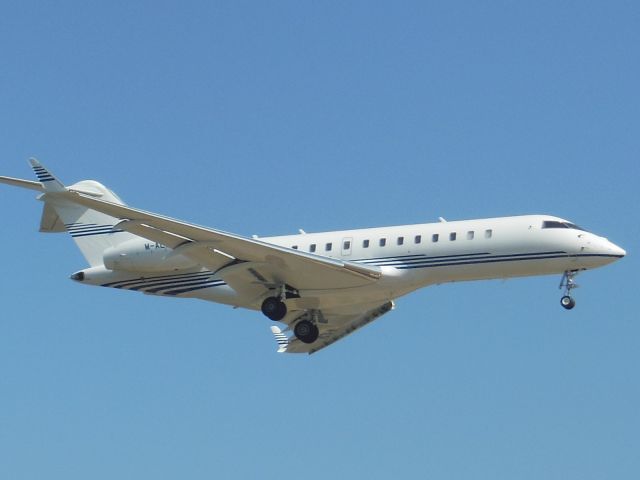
[542,220,586,231]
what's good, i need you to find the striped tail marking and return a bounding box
[65,222,125,238]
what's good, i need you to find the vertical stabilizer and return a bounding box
[43,181,137,267]
[27,160,136,267]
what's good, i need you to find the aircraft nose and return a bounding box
[609,242,626,258]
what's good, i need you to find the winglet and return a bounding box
[29,158,66,192]
[270,326,289,353]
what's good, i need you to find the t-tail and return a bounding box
[1,159,137,266]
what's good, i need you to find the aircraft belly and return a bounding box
[425,256,574,283]
[290,277,409,311]
[170,283,245,306]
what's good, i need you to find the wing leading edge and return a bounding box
[63,190,382,292]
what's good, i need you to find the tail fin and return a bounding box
[2,159,139,267]
[48,185,137,267]
[28,160,137,267]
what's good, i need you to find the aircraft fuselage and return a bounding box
[75,214,624,311]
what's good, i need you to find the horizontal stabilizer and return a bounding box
[0,175,44,191]
[0,174,107,197]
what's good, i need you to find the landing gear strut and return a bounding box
[559,270,578,310]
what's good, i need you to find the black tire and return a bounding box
[560,295,576,310]
[261,297,287,321]
[294,320,319,344]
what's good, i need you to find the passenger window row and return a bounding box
[294,229,493,251]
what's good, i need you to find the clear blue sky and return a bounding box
[1,2,638,479]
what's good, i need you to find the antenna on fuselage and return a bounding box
[438,217,447,223]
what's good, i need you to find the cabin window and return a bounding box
[379,238,387,247]
[467,231,474,240]
[363,239,370,248]
[343,240,351,250]
[292,245,298,250]
[485,229,493,239]
[397,236,404,246]
[325,242,332,251]
[310,244,317,252]
[450,232,457,241]
[415,235,422,244]
[432,234,439,243]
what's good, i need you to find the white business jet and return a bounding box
[1,160,625,354]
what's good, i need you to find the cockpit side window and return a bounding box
[542,220,585,231]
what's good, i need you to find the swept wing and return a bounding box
[63,190,382,293]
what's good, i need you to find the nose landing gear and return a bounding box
[559,270,579,310]
[560,295,576,309]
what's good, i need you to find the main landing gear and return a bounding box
[559,270,578,310]
[261,299,320,343]
[261,284,300,321]
[294,320,319,344]
[261,297,287,321]
[261,285,318,344]
[261,300,319,343]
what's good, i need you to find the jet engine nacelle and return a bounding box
[103,239,197,273]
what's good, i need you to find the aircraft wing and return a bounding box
[62,191,382,293]
[271,301,394,354]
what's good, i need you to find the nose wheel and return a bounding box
[559,270,579,310]
[560,295,576,310]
